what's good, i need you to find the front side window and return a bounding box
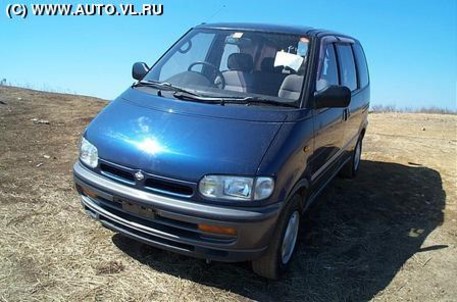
[143,29,311,107]
[335,44,357,91]
[316,44,339,91]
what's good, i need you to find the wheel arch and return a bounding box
[286,177,310,214]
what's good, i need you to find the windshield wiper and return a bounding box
[133,81,200,96]
[134,82,232,104]
[135,83,297,108]
[172,91,230,102]
[174,92,297,108]
[233,96,298,108]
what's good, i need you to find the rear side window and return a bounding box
[316,44,339,91]
[352,43,369,88]
[335,44,357,91]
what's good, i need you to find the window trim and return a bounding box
[332,43,342,87]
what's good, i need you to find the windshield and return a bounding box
[143,28,310,107]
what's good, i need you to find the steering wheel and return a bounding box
[188,61,225,89]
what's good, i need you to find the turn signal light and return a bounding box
[82,187,98,199]
[198,224,237,236]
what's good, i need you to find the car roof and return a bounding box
[195,22,355,40]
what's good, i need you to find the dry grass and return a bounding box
[1,86,456,301]
[370,104,456,115]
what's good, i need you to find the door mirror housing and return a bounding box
[132,62,149,80]
[314,85,351,109]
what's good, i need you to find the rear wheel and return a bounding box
[340,137,362,178]
[252,194,301,279]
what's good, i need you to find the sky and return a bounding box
[1,0,456,110]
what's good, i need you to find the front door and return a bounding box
[334,43,361,149]
[311,42,347,184]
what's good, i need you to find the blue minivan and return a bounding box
[74,23,369,279]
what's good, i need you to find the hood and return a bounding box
[85,88,287,181]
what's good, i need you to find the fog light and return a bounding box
[198,224,237,236]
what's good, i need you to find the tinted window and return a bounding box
[316,44,339,91]
[352,43,369,88]
[336,44,357,91]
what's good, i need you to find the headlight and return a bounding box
[199,175,274,201]
[80,137,98,168]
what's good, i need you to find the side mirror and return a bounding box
[314,85,351,109]
[132,62,149,80]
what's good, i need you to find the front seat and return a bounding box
[222,53,255,93]
[255,57,287,96]
[278,74,304,100]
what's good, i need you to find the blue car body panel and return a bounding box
[85,88,289,181]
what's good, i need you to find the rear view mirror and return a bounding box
[314,85,351,109]
[224,36,252,48]
[132,62,149,80]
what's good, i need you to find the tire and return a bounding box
[340,137,362,178]
[252,194,301,279]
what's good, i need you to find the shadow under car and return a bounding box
[112,160,446,302]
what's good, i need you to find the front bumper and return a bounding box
[73,161,283,262]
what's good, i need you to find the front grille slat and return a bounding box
[98,160,194,198]
[99,163,135,184]
[144,178,193,197]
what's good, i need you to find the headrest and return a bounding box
[260,57,275,72]
[261,57,284,73]
[278,74,304,100]
[227,53,254,72]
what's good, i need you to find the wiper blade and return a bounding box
[136,83,297,108]
[173,91,226,102]
[133,81,199,96]
[211,96,297,108]
[237,97,297,108]
[174,93,297,107]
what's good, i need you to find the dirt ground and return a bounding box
[0,86,456,301]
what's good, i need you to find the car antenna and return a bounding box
[205,4,226,23]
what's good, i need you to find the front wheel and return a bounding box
[252,195,301,279]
